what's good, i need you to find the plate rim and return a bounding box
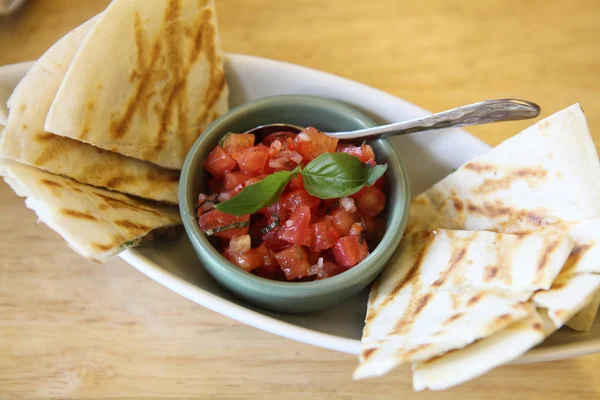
[2,54,599,363]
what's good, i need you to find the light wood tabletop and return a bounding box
[1,0,600,399]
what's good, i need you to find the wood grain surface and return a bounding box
[1,0,600,399]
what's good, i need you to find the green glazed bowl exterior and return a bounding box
[180,95,410,313]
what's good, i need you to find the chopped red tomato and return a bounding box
[294,127,338,162]
[309,219,341,252]
[288,175,304,191]
[355,186,386,217]
[330,206,357,236]
[198,209,249,239]
[283,189,321,212]
[223,171,250,191]
[222,133,255,159]
[260,227,289,253]
[278,206,311,246]
[333,235,370,268]
[204,146,236,177]
[237,144,270,174]
[274,245,310,280]
[338,143,376,166]
[310,261,347,280]
[224,246,262,271]
[256,243,277,269]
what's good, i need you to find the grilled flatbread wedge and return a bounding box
[354,229,574,380]
[0,159,181,262]
[45,0,228,170]
[0,17,180,204]
[408,104,600,233]
[411,219,600,390]
[407,104,600,331]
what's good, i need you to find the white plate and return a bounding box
[2,54,600,362]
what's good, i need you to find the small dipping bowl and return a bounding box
[180,95,410,313]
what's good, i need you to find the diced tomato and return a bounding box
[278,206,311,246]
[309,219,341,252]
[204,146,237,178]
[274,245,310,280]
[262,200,289,222]
[338,143,376,166]
[261,227,289,253]
[288,175,304,191]
[363,216,386,247]
[237,144,270,174]
[330,206,356,236]
[224,171,251,191]
[310,261,347,280]
[333,235,370,268]
[374,176,385,191]
[198,209,249,239]
[283,189,321,212]
[256,243,278,269]
[218,184,244,202]
[222,133,255,159]
[224,246,262,271]
[355,186,386,217]
[263,132,296,146]
[293,127,338,162]
[363,216,385,235]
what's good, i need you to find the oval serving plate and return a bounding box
[2,54,599,362]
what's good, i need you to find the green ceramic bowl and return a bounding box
[180,95,410,313]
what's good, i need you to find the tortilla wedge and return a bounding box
[0,16,180,204]
[45,0,229,170]
[412,311,554,391]
[353,229,574,380]
[408,104,600,233]
[0,159,181,262]
[406,104,600,331]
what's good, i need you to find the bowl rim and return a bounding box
[179,94,410,295]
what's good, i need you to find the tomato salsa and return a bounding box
[197,127,387,281]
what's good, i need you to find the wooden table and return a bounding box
[1,0,600,398]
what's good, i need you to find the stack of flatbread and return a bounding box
[355,104,600,389]
[0,0,229,262]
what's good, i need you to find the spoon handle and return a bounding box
[328,99,541,140]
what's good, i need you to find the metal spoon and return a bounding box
[245,98,540,140]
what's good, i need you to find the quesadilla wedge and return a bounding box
[405,105,600,331]
[0,16,180,204]
[412,227,600,392]
[354,229,574,380]
[412,311,554,391]
[45,0,229,170]
[0,159,181,262]
[408,104,600,233]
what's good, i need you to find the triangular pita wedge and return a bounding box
[45,0,229,170]
[408,104,600,233]
[0,17,180,204]
[409,219,600,390]
[0,159,181,262]
[353,229,573,380]
[412,311,554,391]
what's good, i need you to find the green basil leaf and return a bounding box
[215,169,298,216]
[204,220,250,236]
[301,153,374,199]
[365,163,388,186]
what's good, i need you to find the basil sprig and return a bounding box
[215,153,387,216]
